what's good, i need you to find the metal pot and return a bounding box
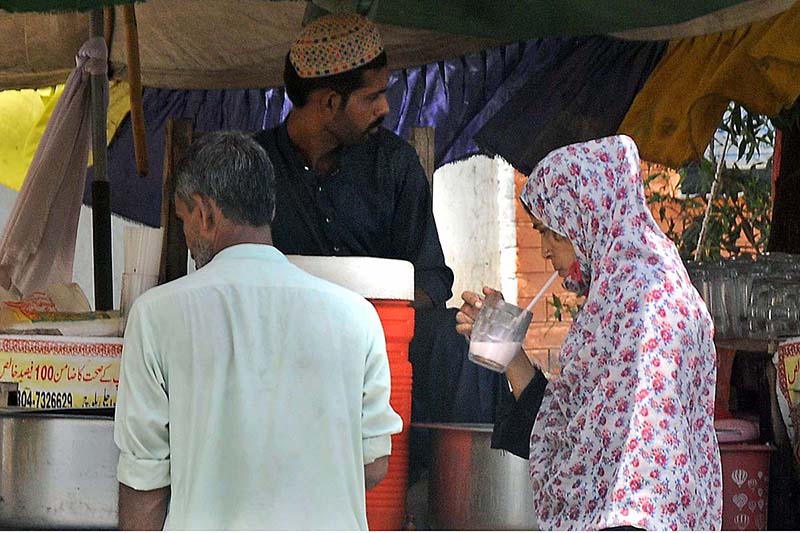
[0,408,118,529]
[416,422,539,530]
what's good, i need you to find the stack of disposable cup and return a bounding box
[119,226,163,334]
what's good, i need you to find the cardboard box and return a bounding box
[0,335,122,409]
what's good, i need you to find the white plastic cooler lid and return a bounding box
[287,255,415,301]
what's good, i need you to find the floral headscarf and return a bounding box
[519,136,722,530]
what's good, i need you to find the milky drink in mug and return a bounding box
[468,293,532,373]
[469,340,525,372]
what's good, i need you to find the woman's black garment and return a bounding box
[490,369,548,459]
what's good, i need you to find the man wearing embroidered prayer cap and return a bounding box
[256,13,500,481]
[256,12,455,309]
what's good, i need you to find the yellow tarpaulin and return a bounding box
[620,1,800,168]
[0,80,130,191]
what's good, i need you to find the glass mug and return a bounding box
[749,276,800,339]
[468,293,532,373]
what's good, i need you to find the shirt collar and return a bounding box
[210,243,287,264]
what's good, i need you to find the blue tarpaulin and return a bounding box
[88,36,665,226]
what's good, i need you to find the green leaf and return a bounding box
[551,294,563,322]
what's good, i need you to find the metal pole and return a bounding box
[90,9,113,310]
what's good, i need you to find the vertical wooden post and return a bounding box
[771,129,782,210]
[769,123,800,252]
[159,118,192,284]
[103,8,113,48]
[123,4,148,177]
[764,112,800,530]
[409,127,435,193]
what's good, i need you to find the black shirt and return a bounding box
[490,370,548,459]
[254,123,454,306]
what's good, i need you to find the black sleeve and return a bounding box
[490,370,549,459]
[390,144,454,307]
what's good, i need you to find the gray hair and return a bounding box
[175,131,275,227]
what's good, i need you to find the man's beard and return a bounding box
[191,238,214,269]
[337,117,384,145]
[346,118,384,145]
[365,117,384,135]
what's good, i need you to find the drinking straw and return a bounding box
[524,271,560,312]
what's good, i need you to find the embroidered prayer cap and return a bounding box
[290,13,384,79]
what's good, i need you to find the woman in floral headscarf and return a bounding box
[456,135,722,530]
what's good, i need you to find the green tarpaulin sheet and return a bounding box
[2,0,766,41]
[0,0,138,12]
[313,0,760,39]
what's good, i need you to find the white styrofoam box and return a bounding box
[287,255,414,301]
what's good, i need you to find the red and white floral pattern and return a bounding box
[520,135,722,530]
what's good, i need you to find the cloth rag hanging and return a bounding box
[0,36,108,297]
[620,0,800,167]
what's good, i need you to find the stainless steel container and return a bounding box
[416,422,539,530]
[0,408,118,529]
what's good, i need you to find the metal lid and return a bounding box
[714,417,760,443]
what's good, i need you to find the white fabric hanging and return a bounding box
[0,37,107,298]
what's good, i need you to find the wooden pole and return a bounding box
[769,122,800,252]
[409,127,435,193]
[103,8,113,49]
[90,9,113,311]
[159,118,192,284]
[761,106,800,530]
[122,4,148,177]
[694,132,730,261]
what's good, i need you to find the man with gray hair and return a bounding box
[113,131,402,530]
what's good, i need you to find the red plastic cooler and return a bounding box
[288,256,415,531]
[365,299,414,530]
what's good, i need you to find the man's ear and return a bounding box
[313,88,342,117]
[193,194,218,237]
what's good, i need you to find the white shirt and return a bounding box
[114,244,402,530]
